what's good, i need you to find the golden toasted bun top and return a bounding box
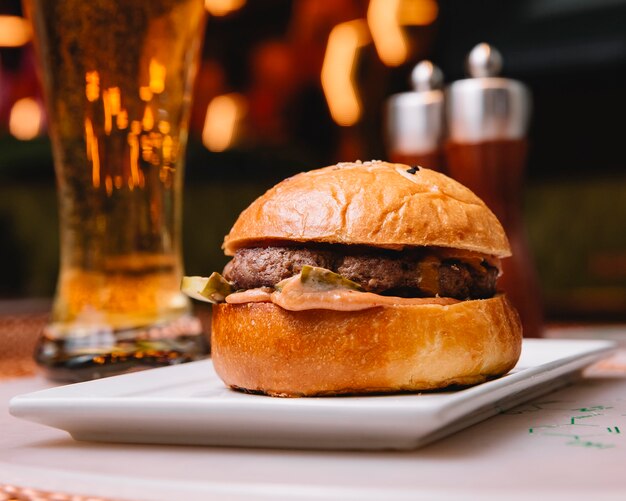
[223,161,511,257]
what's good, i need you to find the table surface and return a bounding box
[2,330,626,500]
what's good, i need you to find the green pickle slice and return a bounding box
[182,266,362,303]
[299,265,363,291]
[181,272,234,303]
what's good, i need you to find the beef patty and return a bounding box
[223,245,499,300]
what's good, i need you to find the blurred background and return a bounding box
[0,0,625,322]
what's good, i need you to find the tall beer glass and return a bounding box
[24,0,208,380]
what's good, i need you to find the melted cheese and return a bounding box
[225,276,459,311]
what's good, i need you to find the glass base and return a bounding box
[35,315,209,382]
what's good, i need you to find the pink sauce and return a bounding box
[226,287,273,304]
[225,276,459,311]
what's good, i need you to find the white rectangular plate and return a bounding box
[9,339,615,451]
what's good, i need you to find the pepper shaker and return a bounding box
[385,61,445,171]
[445,43,543,337]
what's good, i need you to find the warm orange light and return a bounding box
[127,133,140,187]
[321,20,370,127]
[368,0,438,68]
[142,106,155,131]
[85,71,100,102]
[398,0,438,26]
[141,135,152,161]
[202,93,246,152]
[130,120,142,135]
[0,16,31,47]
[102,89,112,135]
[107,87,121,116]
[162,135,173,164]
[367,0,407,67]
[85,118,93,160]
[9,97,42,140]
[105,175,113,196]
[84,117,101,188]
[92,136,100,188]
[139,86,153,102]
[117,109,129,130]
[204,0,246,16]
[158,121,171,135]
[149,59,166,94]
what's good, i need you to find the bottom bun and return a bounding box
[211,296,522,397]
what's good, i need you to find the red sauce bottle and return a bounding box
[445,44,543,337]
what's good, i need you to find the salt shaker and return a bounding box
[445,43,543,337]
[385,61,445,171]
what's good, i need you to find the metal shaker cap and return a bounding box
[446,43,531,143]
[385,61,444,155]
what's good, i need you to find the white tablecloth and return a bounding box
[2,349,626,501]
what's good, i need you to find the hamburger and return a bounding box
[182,160,522,397]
